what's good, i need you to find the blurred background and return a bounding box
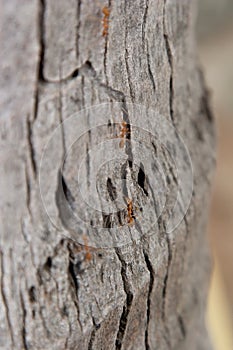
[197,0,233,348]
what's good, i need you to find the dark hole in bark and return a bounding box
[44,256,52,270]
[28,286,37,303]
[138,165,148,196]
[71,68,79,78]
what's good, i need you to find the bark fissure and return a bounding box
[86,140,91,188]
[162,230,172,322]
[20,291,28,350]
[26,115,37,177]
[88,318,101,350]
[24,164,32,217]
[160,222,173,349]
[107,177,117,201]
[115,249,133,350]
[146,41,156,92]
[38,0,46,82]
[124,3,134,100]
[0,250,14,346]
[142,0,149,44]
[76,0,82,60]
[143,250,154,350]
[103,0,111,85]
[33,0,46,125]
[163,0,174,123]
[142,0,156,92]
[67,242,83,330]
[198,68,214,122]
[58,73,66,162]
[121,102,134,169]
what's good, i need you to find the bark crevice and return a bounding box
[146,41,156,92]
[26,115,37,177]
[163,0,174,123]
[24,163,32,217]
[76,0,82,60]
[115,249,133,350]
[0,250,14,346]
[33,0,46,125]
[143,250,154,350]
[20,291,28,350]
[88,318,101,350]
[161,225,172,322]
[142,0,156,92]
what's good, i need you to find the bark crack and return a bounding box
[158,219,173,349]
[107,177,117,201]
[103,0,111,85]
[20,291,28,350]
[33,0,46,123]
[24,163,32,217]
[142,0,149,44]
[143,250,154,350]
[0,250,14,346]
[146,40,156,92]
[121,101,133,169]
[115,249,133,350]
[198,67,214,122]
[142,0,156,92]
[161,222,172,322]
[88,318,101,350]
[58,70,66,162]
[124,3,134,100]
[163,0,174,123]
[38,0,46,82]
[76,0,82,60]
[67,242,83,330]
[26,115,37,177]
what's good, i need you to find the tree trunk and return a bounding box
[0,1,216,349]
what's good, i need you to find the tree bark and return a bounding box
[0,1,216,349]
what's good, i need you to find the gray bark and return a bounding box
[0,1,216,350]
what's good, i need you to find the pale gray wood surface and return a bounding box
[0,0,216,349]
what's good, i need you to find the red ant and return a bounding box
[126,197,135,225]
[102,6,110,37]
[118,120,131,148]
[83,235,92,261]
[67,235,94,261]
[109,120,130,148]
[108,118,131,148]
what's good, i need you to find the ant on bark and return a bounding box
[102,6,110,37]
[119,120,131,148]
[126,197,134,225]
[67,235,94,266]
[109,118,131,148]
[83,235,92,261]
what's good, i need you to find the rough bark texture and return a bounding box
[0,1,216,350]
